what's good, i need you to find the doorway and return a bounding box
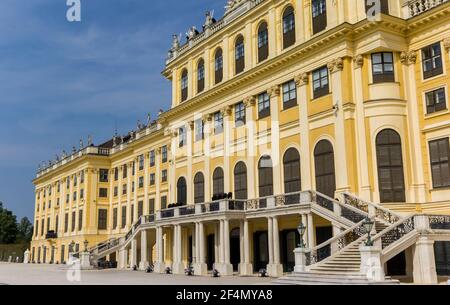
[206,234,215,270]
[230,228,240,272]
[281,230,300,272]
[253,231,269,272]
[316,226,333,261]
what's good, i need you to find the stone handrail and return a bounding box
[405,0,449,18]
[312,191,369,223]
[371,216,416,250]
[308,219,367,266]
[342,192,402,225]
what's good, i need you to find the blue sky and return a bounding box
[0,0,225,220]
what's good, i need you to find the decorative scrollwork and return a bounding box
[429,216,450,230]
[381,217,415,249]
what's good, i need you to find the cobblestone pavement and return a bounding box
[0,263,273,285]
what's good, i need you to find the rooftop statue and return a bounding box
[225,0,247,14]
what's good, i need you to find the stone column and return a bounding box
[360,246,385,282]
[295,73,312,191]
[154,226,165,273]
[240,219,253,275]
[139,230,149,270]
[268,216,283,277]
[413,237,438,284]
[187,121,194,204]
[267,217,274,267]
[268,86,282,195]
[307,213,315,248]
[328,58,350,195]
[222,106,232,193]
[194,222,208,276]
[130,239,137,269]
[203,114,212,202]
[352,55,372,200]
[401,51,426,203]
[118,247,128,269]
[173,225,184,274]
[217,219,233,275]
[244,97,257,199]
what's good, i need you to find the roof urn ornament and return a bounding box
[79,138,84,149]
[147,113,151,126]
[172,34,180,50]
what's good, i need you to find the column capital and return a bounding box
[188,120,195,130]
[353,54,364,69]
[443,38,450,51]
[294,72,309,87]
[400,51,417,65]
[221,105,233,117]
[202,113,213,122]
[268,85,280,98]
[327,57,344,73]
[244,96,256,107]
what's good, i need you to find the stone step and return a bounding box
[272,272,400,285]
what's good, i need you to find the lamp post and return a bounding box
[297,223,307,248]
[363,217,374,247]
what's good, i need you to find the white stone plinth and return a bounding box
[215,263,233,276]
[80,252,92,270]
[172,262,185,275]
[193,263,208,276]
[267,264,283,277]
[239,263,253,276]
[23,249,30,264]
[294,248,310,273]
[360,246,385,282]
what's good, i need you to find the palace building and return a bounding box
[31,0,450,284]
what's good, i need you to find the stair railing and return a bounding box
[371,215,416,250]
[307,219,368,266]
[342,192,403,225]
[311,191,369,223]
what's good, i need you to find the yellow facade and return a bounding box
[31,0,450,265]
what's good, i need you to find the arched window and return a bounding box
[194,172,205,204]
[181,69,188,102]
[282,6,296,49]
[258,156,273,199]
[234,162,248,200]
[235,35,245,75]
[284,148,301,193]
[214,48,223,84]
[376,129,406,203]
[213,167,224,196]
[177,177,187,205]
[314,140,336,198]
[197,59,205,93]
[257,22,269,62]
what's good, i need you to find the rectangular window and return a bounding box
[235,102,246,127]
[71,212,76,232]
[131,205,134,224]
[149,199,155,214]
[426,88,447,114]
[138,155,144,171]
[41,219,45,236]
[161,146,168,163]
[429,138,450,189]
[56,198,60,206]
[123,164,128,179]
[114,186,118,197]
[150,150,155,167]
[73,175,77,187]
[64,214,68,233]
[99,169,109,182]
[122,184,127,195]
[282,80,297,109]
[113,208,118,229]
[422,42,443,79]
[162,170,168,183]
[214,112,223,134]
[78,210,83,231]
[98,209,107,230]
[66,194,69,204]
[138,201,143,218]
[80,171,84,184]
[150,173,156,186]
[79,189,84,200]
[179,127,186,147]
[161,196,167,210]
[35,220,39,237]
[114,168,119,181]
[195,119,204,141]
[99,188,108,198]
[66,177,70,189]
[131,182,135,193]
[138,176,144,189]
[132,161,135,176]
[57,182,60,193]
[121,206,126,228]
[312,66,329,99]
[258,92,270,119]
[73,191,77,202]
[372,52,394,83]
[312,0,327,34]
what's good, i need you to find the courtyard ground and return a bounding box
[0,263,273,285]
